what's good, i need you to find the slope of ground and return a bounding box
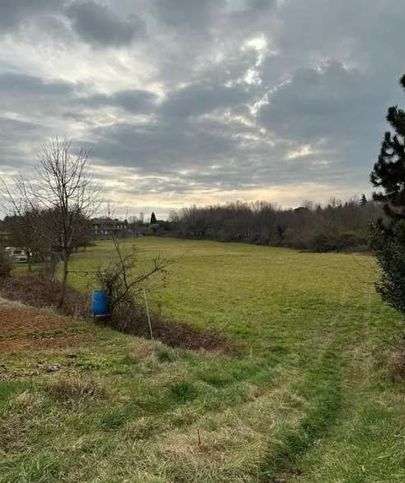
[1,238,404,482]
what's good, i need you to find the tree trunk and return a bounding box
[58,252,69,310]
[49,252,58,281]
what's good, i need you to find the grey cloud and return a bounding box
[66,1,145,47]
[88,123,348,193]
[0,117,40,141]
[261,0,404,86]
[160,82,254,119]
[0,72,75,96]
[0,117,47,169]
[85,89,158,113]
[88,118,240,173]
[86,114,343,191]
[152,0,275,38]
[0,0,61,32]
[149,0,274,84]
[0,72,82,122]
[153,0,224,32]
[228,0,276,29]
[259,62,392,142]
[258,61,402,180]
[0,71,156,118]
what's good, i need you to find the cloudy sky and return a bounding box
[0,0,404,218]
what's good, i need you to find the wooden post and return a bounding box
[143,288,154,339]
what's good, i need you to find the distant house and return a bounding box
[92,218,128,239]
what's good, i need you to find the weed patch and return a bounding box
[44,375,105,408]
[387,349,405,382]
[0,390,44,453]
[97,313,236,354]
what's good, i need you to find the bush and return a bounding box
[95,239,166,332]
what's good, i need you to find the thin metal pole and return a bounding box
[143,288,154,339]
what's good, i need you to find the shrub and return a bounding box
[95,240,166,332]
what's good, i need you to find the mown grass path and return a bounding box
[1,238,404,482]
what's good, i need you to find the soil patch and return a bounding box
[0,331,93,352]
[0,305,70,335]
[0,295,92,353]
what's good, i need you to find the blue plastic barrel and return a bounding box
[91,290,110,317]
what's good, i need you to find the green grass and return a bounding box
[1,237,404,482]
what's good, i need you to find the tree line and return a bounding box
[163,197,383,252]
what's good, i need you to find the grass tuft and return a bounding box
[169,382,199,404]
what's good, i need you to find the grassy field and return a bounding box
[1,237,404,482]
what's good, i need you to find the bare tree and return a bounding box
[1,137,98,308]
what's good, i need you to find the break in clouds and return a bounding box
[0,0,404,215]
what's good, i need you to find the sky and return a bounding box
[0,0,404,219]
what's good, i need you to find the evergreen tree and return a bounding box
[370,74,405,316]
[360,193,367,206]
[150,212,157,224]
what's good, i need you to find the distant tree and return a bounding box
[370,74,405,317]
[276,223,287,244]
[4,212,37,271]
[3,209,55,272]
[71,212,93,252]
[0,247,11,278]
[150,212,157,224]
[360,194,367,206]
